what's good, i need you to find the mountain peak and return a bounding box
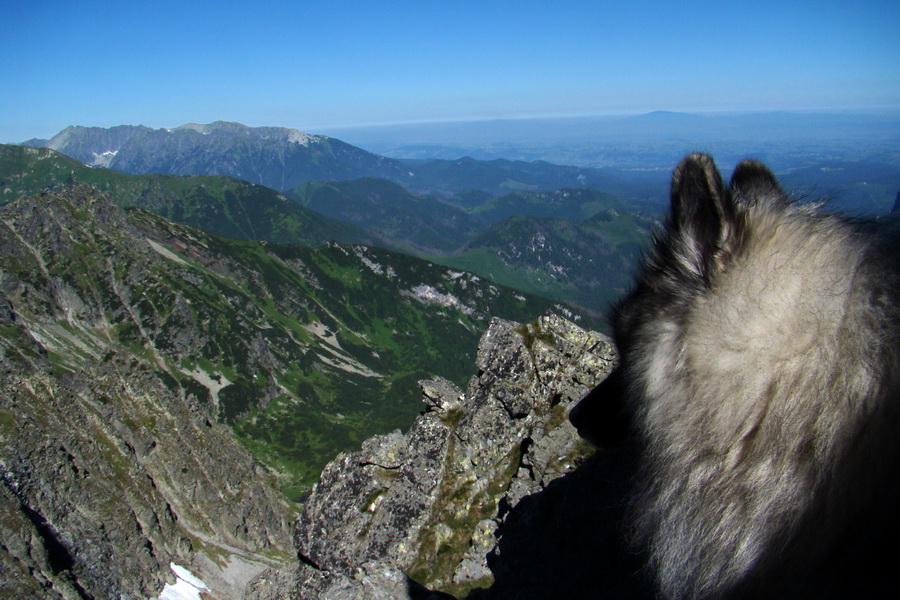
[174,121,318,145]
[174,120,250,135]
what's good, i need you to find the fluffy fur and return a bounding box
[571,154,900,599]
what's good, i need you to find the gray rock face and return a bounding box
[0,182,637,598]
[0,186,296,598]
[290,313,617,598]
[3,184,589,599]
[0,302,294,600]
[27,122,414,191]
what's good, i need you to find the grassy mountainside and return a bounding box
[292,174,657,313]
[0,184,559,498]
[2,143,655,316]
[436,209,656,317]
[0,143,377,247]
[292,177,484,253]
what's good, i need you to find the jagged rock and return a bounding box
[2,183,570,599]
[0,349,294,599]
[452,520,497,585]
[292,313,617,598]
[0,186,295,598]
[420,377,463,412]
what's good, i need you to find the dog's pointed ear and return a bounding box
[730,159,783,203]
[670,153,741,280]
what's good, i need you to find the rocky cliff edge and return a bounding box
[247,313,649,599]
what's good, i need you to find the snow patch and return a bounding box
[304,321,341,349]
[304,322,382,378]
[158,563,208,600]
[90,149,118,167]
[359,256,384,275]
[547,263,567,277]
[287,129,314,145]
[317,352,382,378]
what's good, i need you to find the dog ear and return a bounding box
[669,153,741,280]
[729,159,784,204]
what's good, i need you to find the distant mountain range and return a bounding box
[22,121,636,198]
[1,143,376,248]
[24,121,415,191]
[399,156,622,197]
[321,111,900,215]
[323,110,900,158]
[1,143,654,314]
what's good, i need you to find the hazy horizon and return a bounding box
[12,107,900,146]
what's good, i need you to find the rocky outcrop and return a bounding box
[285,313,635,599]
[0,288,294,599]
[0,186,298,598]
[0,183,559,501]
[1,183,645,598]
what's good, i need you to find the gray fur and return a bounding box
[571,154,900,599]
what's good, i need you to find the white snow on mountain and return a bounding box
[157,563,208,600]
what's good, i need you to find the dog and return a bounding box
[570,153,900,599]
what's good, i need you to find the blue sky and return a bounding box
[2,0,898,141]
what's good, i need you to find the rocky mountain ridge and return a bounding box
[0,183,563,499]
[1,181,645,597]
[25,122,414,192]
[246,313,651,599]
[0,274,294,597]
